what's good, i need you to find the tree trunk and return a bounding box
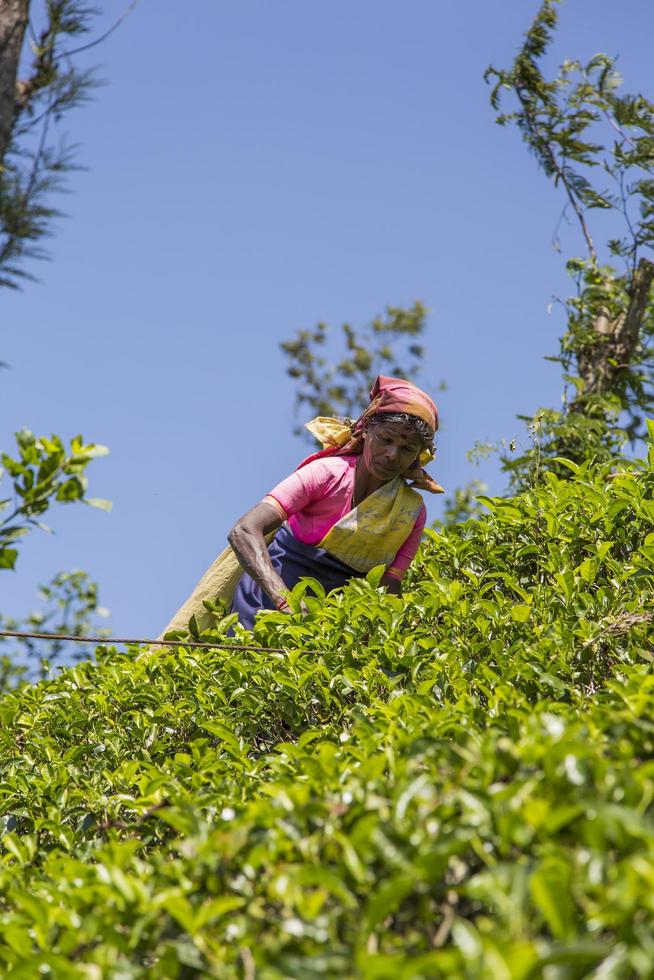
[614,258,654,356]
[0,0,29,170]
[576,257,654,400]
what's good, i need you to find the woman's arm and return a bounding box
[228,501,288,609]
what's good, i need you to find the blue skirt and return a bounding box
[230,523,363,630]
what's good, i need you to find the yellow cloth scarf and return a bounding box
[318,476,422,573]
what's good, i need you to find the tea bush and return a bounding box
[1,445,653,977]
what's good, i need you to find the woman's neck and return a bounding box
[352,456,386,507]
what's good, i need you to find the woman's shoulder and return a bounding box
[298,453,357,481]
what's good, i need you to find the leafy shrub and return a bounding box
[0,442,653,977]
[0,430,111,690]
[0,430,110,573]
[0,570,111,690]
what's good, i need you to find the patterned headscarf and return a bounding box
[365,375,438,432]
[298,375,444,494]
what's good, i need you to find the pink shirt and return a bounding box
[265,454,426,579]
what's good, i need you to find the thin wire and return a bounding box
[0,629,293,656]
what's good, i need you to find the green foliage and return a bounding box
[486,0,654,270]
[0,444,653,974]
[486,1,654,485]
[0,570,110,689]
[438,479,488,527]
[0,428,111,573]
[1,1,99,289]
[281,302,430,435]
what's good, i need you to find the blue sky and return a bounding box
[2,0,653,639]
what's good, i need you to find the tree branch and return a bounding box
[616,257,654,353]
[576,257,654,399]
[515,81,598,265]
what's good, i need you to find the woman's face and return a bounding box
[362,420,424,483]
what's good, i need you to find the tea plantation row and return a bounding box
[0,455,653,977]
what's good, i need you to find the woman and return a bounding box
[228,375,442,630]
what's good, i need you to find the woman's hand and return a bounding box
[380,573,402,595]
